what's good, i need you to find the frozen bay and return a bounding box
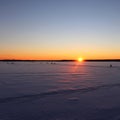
[0,62,120,120]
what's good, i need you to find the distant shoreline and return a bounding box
[0,59,120,62]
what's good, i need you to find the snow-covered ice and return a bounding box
[0,62,120,120]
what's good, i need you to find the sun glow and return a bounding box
[78,57,84,62]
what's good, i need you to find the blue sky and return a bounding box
[0,0,120,59]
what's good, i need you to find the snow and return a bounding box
[0,62,120,120]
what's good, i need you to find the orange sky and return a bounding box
[1,47,120,60]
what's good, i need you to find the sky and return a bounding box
[0,0,120,60]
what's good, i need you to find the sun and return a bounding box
[78,57,84,62]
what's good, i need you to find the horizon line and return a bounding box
[0,59,120,62]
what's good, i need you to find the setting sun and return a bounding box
[78,57,84,62]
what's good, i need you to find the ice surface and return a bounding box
[0,62,120,120]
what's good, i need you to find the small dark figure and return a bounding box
[110,64,112,68]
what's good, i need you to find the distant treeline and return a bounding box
[0,59,75,62]
[85,59,120,62]
[0,59,120,62]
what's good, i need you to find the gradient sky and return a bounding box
[0,0,120,60]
